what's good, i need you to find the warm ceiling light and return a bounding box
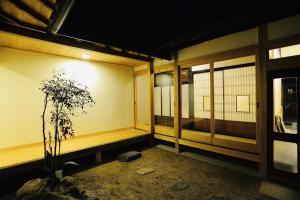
[81,54,90,59]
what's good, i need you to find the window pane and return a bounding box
[214,66,256,139]
[273,77,297,134]
[154,72,174,127]
[181,65,211,133]
[269,44,300,60]
[273,140,298,173]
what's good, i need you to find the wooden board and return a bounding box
[181,129,211,144]
[179,139,260,162]
[154,125,175,137]
[213,134,257,153]
[154,64,173,74]
[0,128,150,170]
[154,133,176,143]
[0,31,147,67]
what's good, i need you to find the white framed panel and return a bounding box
[162,86,171,116]
[154,87,162,116]
[182,84,189,118]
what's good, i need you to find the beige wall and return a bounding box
[135,73,150,125]
[153,27,258,67]
[0,47,134,149]
[153,58,173,68]
[178,28,258,61]
[267,14,300,41]
[154,14,300,67]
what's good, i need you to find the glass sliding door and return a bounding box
[268,70,300,180]
[180,64,212,143]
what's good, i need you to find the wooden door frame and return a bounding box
[267,68,300,181]
[133,64,152,132]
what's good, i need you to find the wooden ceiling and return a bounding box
[0,0,56,30]
[0,0,152,64]
[0,31,148,67]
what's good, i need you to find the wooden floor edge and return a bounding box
[0,133,151,171]
[154,135,259,162]
[154,134,175,143]
[179,139,260,162]
[0,127,138,153]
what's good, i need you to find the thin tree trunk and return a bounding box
[53,104,59,170]
[50,103,59,183]
[42,94,48,160]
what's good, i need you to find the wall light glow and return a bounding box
[81,54,90,60]
[59,60,98,88]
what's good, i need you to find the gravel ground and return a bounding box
[2,147,299,200]
[72,148,300,200]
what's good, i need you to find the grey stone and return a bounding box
[117,151,142,162]
[16,178,47,198]
[136,167,155,175]
[28,192,76,200]
[61,176,76,186]
[170,180,190,191]
[259,181,300,200]
[208,195,225,200]
[55,170,63,180]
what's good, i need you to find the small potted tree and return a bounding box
[40,73,95,186]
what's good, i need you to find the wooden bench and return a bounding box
[0,128,151,177]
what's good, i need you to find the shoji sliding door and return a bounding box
[135,72,150,131]
[154,71,175,136]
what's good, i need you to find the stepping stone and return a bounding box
[117,151,142,162]
[208,195,225,200]
[259,181,300,200]
[170,180,190,191]
[136,167,155,175]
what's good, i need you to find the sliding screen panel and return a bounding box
[181,84,189,118]
[162,86,171,116]
[135,73,149,130]
[154,72,174,128]
[181,64,211,134]
[154,87,162,116]
[214,61,256,139]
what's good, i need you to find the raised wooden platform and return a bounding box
[0,128,150,173]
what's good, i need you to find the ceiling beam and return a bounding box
[0,13,19,25]
[9,0,49,25]
[0,21,154,62]
[49,0,75,34]
[0,10,45,31]
[40,0,55,10]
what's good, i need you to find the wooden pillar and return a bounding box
[95,152,102,164]
[133,70,137,129]
[174,52,181,153]
[257,25,268,175]
[148,61,155,146]
[210,62,215,143]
